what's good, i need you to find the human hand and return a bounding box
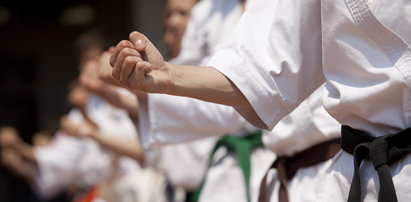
[109,31,173,93]
[60,116,97,139]
[68,84,89,110]
[0,127,21,148]
[80,58,105,93]
[1,148,22,168]
[97,48,120,86]
[32,131,52,147]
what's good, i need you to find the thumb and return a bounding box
[129,31,148,53]
[129,31,165,67]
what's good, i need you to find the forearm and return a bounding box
[168,63,252,108]
[166,64,268,128]
[97,84,139,118]
[90,133,144,164]
[2,148,35,182]
[112,32,254,112]
[13,142,38,166]
[9,158,35,183]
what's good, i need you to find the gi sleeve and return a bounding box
[209,0,325,130]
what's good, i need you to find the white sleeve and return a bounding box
[32,132,83,198]
[208,0,325,130]
[138,94,248,147]
[262,86,341,156]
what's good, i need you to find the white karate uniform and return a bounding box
[262,86,341,202]
[263,86,341,156]
[100,157,167,202]
[139,95,250,148]
[170,0,245,66]
[158,137,217,192]
[208,0,411,201]
[32,94,140,199]
[139,94,275,202]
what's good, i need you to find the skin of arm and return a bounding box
[11,141,38,166]
[96,84,139,120]
[80,57,139,118]
[60,116,145,164]
[109,32,264,126]
[0,127,38,166]
[89,133,145,164]
[109,31,253,109]
[1,148,35,183]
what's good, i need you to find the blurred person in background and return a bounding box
[69,2,214,202]
[0,80,142,202]
[62,54,168,202]
[0,29,158,202]
[163,0,197,60]
[32,131,53,147]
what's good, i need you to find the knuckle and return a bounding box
[119,48,134,58]
[118,40,132,48]
[124,56,136,64]
[118,49,128,58]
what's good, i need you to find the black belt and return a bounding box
[341,125,411,202]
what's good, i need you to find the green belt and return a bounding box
[190,130,263,202]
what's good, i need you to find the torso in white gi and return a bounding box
[32,94,142,200]
[208,0,411,201]
[158,137,217,193]
[199,145,275,202]
[100,156,167,202]
[263,86,341,202]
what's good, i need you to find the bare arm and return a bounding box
[109,32,253,109]
[80,54,139,118]
[168,64,250,108]
[60,116,145,164]
[12,141,38,165]
[2,149,35,183]
[89,133,145,164]
[0,127,38,165]
[95,84,139,119]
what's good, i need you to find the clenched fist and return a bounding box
[109,31,174,93]
[0,127,21,148]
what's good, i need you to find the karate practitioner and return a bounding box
[133,1,277,202]
[62,61,167,202]
[110,0,411,201]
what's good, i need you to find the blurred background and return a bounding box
[0,0,166,201]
